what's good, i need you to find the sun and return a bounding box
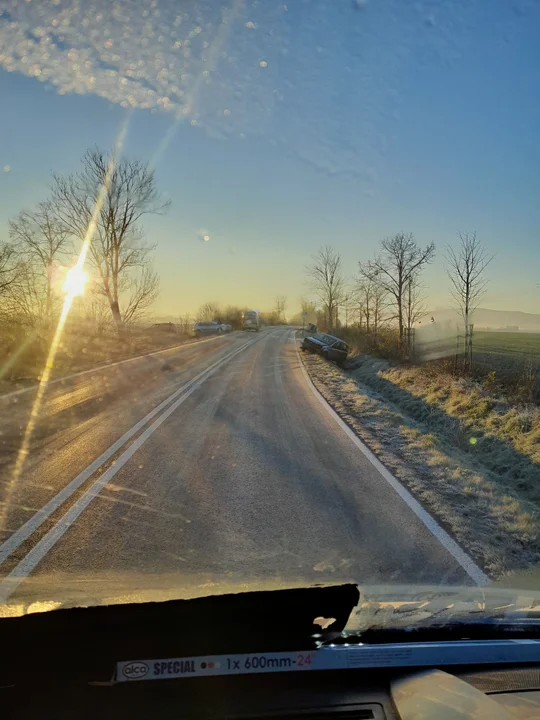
[63,266,88,298]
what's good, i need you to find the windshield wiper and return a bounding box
[330,612,540,645]
[338,589,540,644]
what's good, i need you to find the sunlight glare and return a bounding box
[63,266,88,298]
[0,113,132,540]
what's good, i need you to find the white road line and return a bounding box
[295,344,490,587]
[0,332,234,400]
[0,334,263,601]
[0,336,258,567]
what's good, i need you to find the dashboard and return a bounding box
[5,663,540,719]
[2,584,540,719]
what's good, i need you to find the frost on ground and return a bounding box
[300,350,540,579]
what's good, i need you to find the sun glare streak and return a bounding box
[3,291,76,532]
[0,331,38,383]
[0,114,132,536]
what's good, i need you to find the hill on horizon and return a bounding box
[423,307,540,332]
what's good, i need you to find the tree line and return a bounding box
[0,147,168,336]
[304,231,492,358]
[194,296,288,329]
[0,143,492,359]
[0,144,291,342]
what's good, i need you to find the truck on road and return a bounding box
[242,310,260,332]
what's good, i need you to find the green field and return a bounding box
[472,332,540,401]
[474,331,540,358]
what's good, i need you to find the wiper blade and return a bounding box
[331,617,540,645]
[348,587,540,634]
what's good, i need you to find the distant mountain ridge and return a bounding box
[424,307,540,331]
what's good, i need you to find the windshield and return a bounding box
[0,0,539,620]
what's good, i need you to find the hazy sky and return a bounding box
[1,0,539,317]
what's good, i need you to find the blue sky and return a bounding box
[0,0,539,317]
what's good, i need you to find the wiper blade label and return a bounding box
[116,651,315,682]
[114,640,540,683]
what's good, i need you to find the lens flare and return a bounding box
[0,113,131,537]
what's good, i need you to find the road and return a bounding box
[0,327,476,611]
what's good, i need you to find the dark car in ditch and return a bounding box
[300,333,349,367]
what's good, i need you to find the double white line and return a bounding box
[0,334,261,602]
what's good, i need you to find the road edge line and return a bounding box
[295,345,490,587]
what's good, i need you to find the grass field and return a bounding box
[472,331,540,402]
[0,322,191,395]
[474,331,540,357]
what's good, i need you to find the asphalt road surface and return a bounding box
[0,327,475,610]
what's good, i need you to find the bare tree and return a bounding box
[404,275,426,329]
[274,295,287,323]
[403,273,427,353]
[293,298,318,329]
[9,201,72,322]
[299,297,318,324]
[81,292,114,336]
[221,306,247,330]
[0,244,17,298]
[445,231,493,367]
[197,301,221,322]
[51,148,169,333]
[123,267,160,325]
[445,231,493,326]
[3,260,48,325]
[362,233,435,341]
[177,313,194,336]
[305,246,344,330]
[300,297,316,315]
[356,273,387,333]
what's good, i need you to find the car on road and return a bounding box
[301,333,349,366]
[194,321,226,337]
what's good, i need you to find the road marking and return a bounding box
[0,333,265,601]
[0,332,237,400]
[0,335,259,569]
[295,343,490,587]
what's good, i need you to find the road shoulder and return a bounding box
[298,347,539,581]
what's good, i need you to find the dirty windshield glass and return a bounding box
[0,0,539,616]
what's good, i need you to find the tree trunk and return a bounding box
[107,295,124,337]
[45,260,53,323]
